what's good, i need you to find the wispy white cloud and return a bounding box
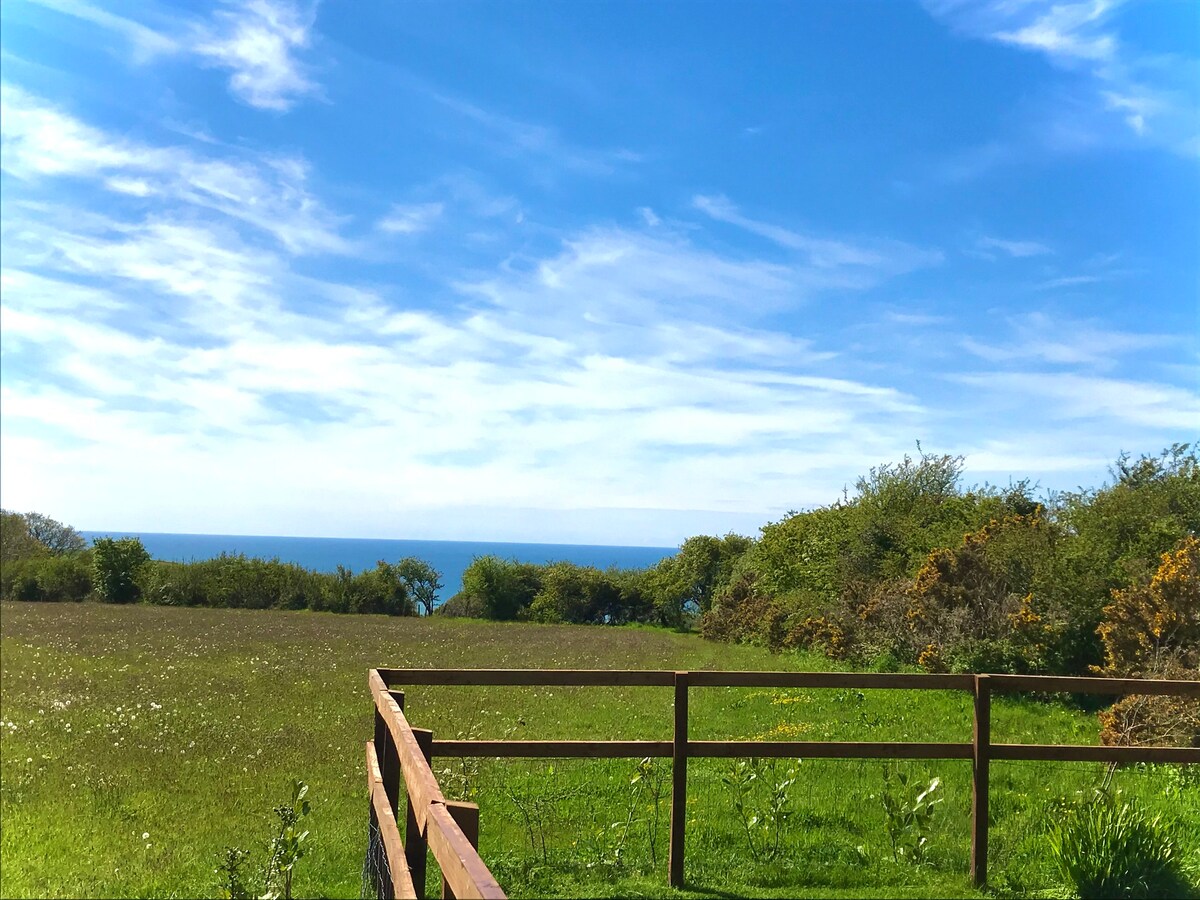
[2,177,936,539]
[22,0,180,61]
[1034,274,1107,290]
[429,91,641,178]
[693,194,943,274]
[992,0,1119,63]
[883,310,951,326]
[193,0,319,111]
[960,311,1174,368]
[22,0,320,112]
[0,85,347,253]
[924,0,1199,154]
[925,0,1121,66]
[3,175,1191,539]
[952,371,1200,430]
[976,236,1053,258]
[378,203,444,235]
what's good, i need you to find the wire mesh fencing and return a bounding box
[362,798,396,900]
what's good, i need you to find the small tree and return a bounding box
[647,533,752,627]
[1,510,48,566]
[396,557,443,615]
[23,513,86,555]
[92,537,151,604]
[529,562,623,624]
[459,556,540,620]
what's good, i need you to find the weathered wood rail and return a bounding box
[366,668,1200,895]
[366,669,505,899]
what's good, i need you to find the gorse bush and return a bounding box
[1049,791,1193,899]
[1096,535,1200,747]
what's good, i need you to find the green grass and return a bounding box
[1,602,1196,899]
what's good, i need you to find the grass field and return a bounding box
[1,602,1196,899]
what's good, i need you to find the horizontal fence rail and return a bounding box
[369,667,1199,893]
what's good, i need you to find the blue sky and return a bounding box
[0,0,1197,546]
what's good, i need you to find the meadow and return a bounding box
[1,601,1196,899]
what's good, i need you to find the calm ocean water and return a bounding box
[79,531,676,604]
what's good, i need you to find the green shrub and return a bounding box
[529,562,624,624]
[9,564,44,601]
[459,556,542,620]
[34,553,93,601]
[144,560,208,606]
[92,537,151,604]
[436,592,488,618]
[1049,792,1192,899]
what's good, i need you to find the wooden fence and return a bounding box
[365,668,1200,897]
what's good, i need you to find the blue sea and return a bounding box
[79,531,676,604]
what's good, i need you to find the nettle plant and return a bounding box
[722,758,801,862]
[631,756,670,867]
[878,766,942,865]
[504,763,589,865]
[216,780,312,900]
[585,756,673,871]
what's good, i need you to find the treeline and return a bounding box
[3,444,1195,690]
[0,513,442,616]
[439,446,1197,678]
[437,533,749,626]
[692,445,1197,684]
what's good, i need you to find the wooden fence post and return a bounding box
[442,802,481,900]
[407,727,434,899]
[380,727,402,820]
[669,671,689,889]
[971,674,991,888]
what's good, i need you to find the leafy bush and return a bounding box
[700,574,788,650]
[92,537,151,604]
[1,509,49,567]
[1,511,91,600]
[1049,792,1192,899]
[437,592,489,618]
[458,556,542,620]
[645,533,752,626]
[0,512,429,618]
[529,562,625,624]
[698,445,1200,681]
[902,513,1060,673]
[6,562,45,602]
[326,561,415,615]
[32,553,93,601]
[721,757,800,862]
[1050,444,1200,674]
